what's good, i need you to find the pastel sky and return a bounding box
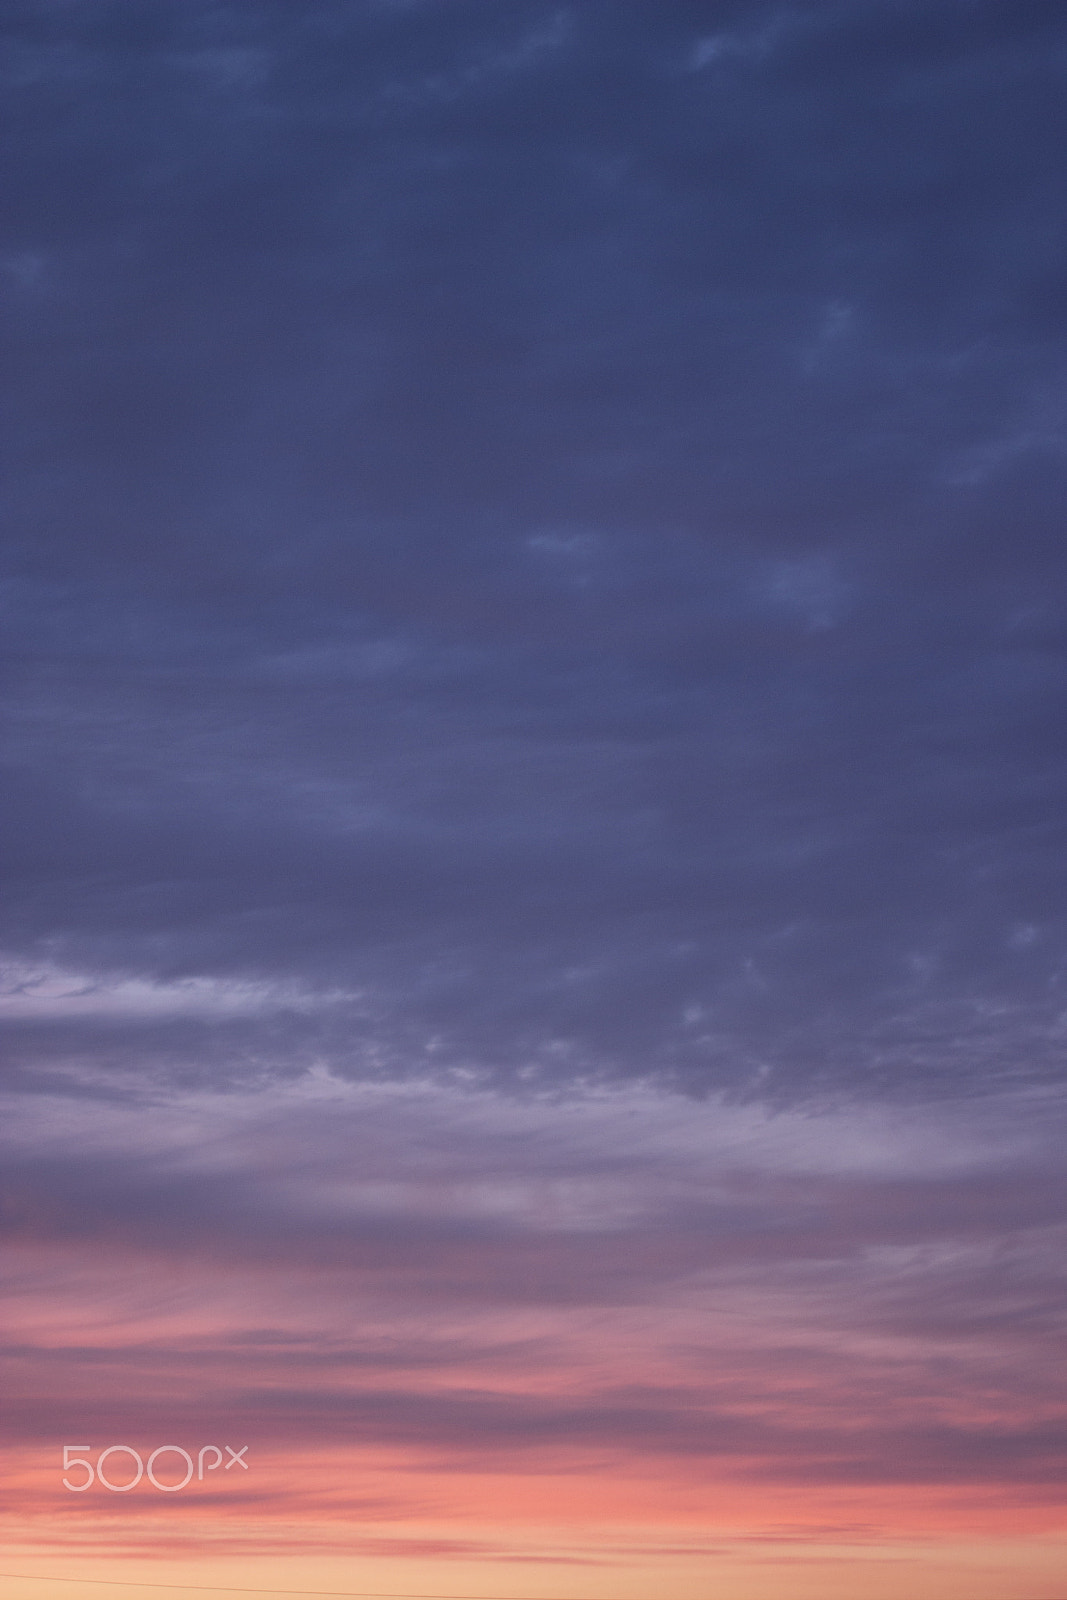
[2,4,1067,1600]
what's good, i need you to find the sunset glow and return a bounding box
[3,3,1067,1598]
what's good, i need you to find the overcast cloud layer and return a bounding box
[3,0,1067,1101]
[4,5,1067,1592]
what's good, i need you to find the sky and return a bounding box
[1,2,1067,1598]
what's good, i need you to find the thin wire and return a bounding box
[0,1576,625,1600]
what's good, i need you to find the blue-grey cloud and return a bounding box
[2,0,1066,1104]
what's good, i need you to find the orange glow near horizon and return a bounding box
[5,1217,1067,1600]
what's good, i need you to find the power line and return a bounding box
[0,1576,626,1600]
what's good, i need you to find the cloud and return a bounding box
[0,958,353,1022]
[2,8,1066,1572]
